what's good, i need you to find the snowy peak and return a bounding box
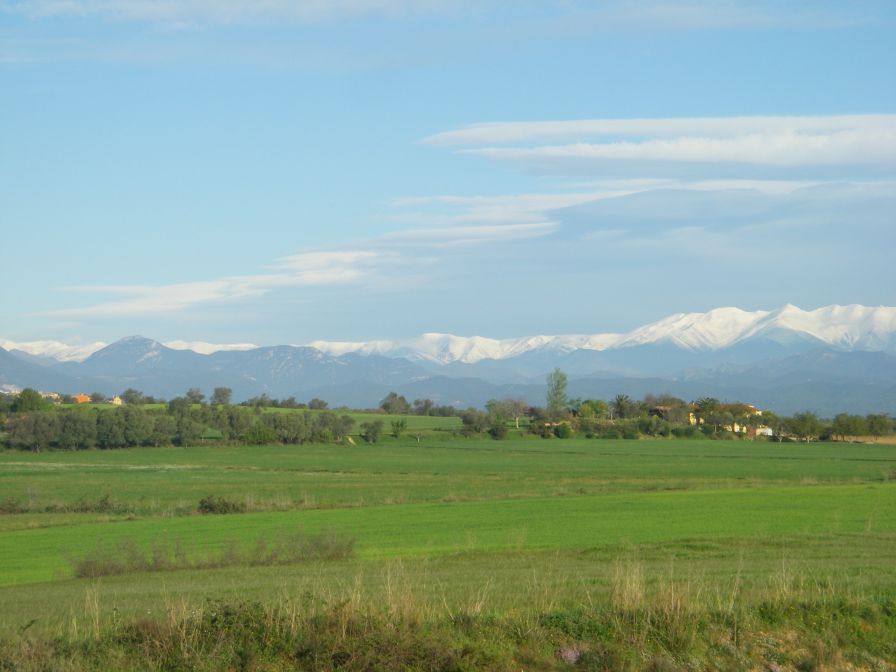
[3,304,895,367]
[616,307,770,350]
[0,338,107,362]
[305,304,896,363]
[750,304,896,350]
[164,340,259,355]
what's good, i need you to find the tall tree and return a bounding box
[611,394,634,420]
[13,388,45,413]
[184,388,205,405]
[545,369,568,420]
[380,392,410,415]
[211,387,233,406]
[120,388,145,405]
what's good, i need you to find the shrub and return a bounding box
[554,423,573,439]
[360,420,384,443]
[198,495,246,515]
[488,422,508,440]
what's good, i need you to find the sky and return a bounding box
[1,0,895,347]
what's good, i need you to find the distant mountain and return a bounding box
[2,304,895,414]
[0,346,90,394]
[306,304,896,365]
[42,336,432,401]
[0,338,107,363]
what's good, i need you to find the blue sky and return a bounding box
[1,0,894,346]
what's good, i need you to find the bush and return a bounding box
[554,423,573,439]
[488,422,508,440]
[198,495,246,515]
[360,420,384,443]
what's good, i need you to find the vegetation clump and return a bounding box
[70,530,355,578]
[2,593,894,671]
[197,495,246,515]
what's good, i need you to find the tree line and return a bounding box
[457,369,895,442]
[0,388,356,452]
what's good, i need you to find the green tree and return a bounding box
[390,418,407,438]
[866,414,893,439]
[545,369,568,420]
[460,409,489,436]
[579,399,609,420]
[831,413,867,441]
[787,411,822,442]
[89,392,106,404]
[57,411,97,450]
[175,415,204,446]
[96,411,127,448]
[13,389,46,413]
[611,394,634,420]
[487,398,528,429]
[184,388,205,405]
[123,407,153,446]
[6,413,59,451]
[693,397,720,429]
[167,397,190,416]
[150,414,177,446]
[211,387,233,406]
[380,392,410,415]
[360,420,384,443]
[308,398,328,410]
[120,388,145,405]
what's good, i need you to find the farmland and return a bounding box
[1,433,895,670]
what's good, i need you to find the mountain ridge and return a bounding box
[4,303,894,365]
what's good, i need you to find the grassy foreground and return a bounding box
[1,437,895,670]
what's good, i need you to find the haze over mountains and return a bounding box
[2,304,895,416]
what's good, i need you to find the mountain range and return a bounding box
[2,304,895,416]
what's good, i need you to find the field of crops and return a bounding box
[1,433,895,670]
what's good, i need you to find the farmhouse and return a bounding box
[73,393,90,404]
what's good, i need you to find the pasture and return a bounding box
[1,435,895,670]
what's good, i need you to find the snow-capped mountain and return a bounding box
[0,339,108,363]
[3,305,896,414]
[0,338,260,363]
[306,304,896,364]
[4,304,895,366]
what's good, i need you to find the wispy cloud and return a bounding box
[424,115,895,146]
[6,0,466,25]
[6,0,871,29]
[424,115,896,178]
[45,250,383,317]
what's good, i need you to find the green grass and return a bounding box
[1,436,895,669]
[2,482,894,587]
[2,438,893,516]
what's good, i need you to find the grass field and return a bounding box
[1,436,895,670]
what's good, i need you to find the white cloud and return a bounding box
[46,249,383,317]
[424,115,896,146]
[467,131,896,167]
[7,0,464,24]
[8,0,868,29]
[424,115,896,175]
[380,221,558,247]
